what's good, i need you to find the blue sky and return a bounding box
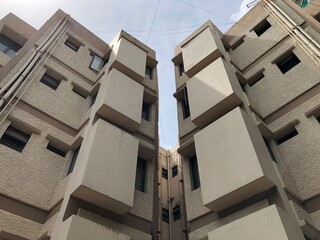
[0,0,252,149]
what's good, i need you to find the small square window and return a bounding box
[89,54,105,72]
[276,129,298,145]
[64,37,80,52]
[46,143,67,157]
[253,19,271,36]
[173,205,181,221]
[0,126,30,152]
[68,146,80,174]
[172,165,178,177]
[142,102,150,121]
[162,167,168,179]
[276,51,301,74]
[40,73,60,90]
[145,66,153,80]
[0,33,22,57]
[179,63,185,76]
[162,208,169,223]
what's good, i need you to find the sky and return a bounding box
[0,0,252,149]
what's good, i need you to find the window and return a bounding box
[89,54,105,72]
[145,66,153,80]
[0,33,22,57]
[182,87,190,119]
[190,155,200,190]
[179,63,185,76]
[314,12,320,22]
[40,74,60,90]
[304,235,312,240]
[173,205,181,221]
[248,71,265,87]
[276,129,299,145]
[276,51,301,74]
[90,92,97,107]
[162,208,169,223]
[0,126,30,152]
[142,102,150,121]
[135,157,147,192]
[162,167,168,179]
[68,146,80,174]
[64,37,80,52]
[316,115,320,123]
[264,138,277,162]
[253,19,271,36]
[46,143,66,157]
[172,165,178,177]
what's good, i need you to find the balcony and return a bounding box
[110,37,147,82]
[194,107,275,211]
[208,205,302,240]
[186,57,242,128]
[58,215,130,240]
[95,68,144,132]
[181,26,224,77]
[70,119,139,215]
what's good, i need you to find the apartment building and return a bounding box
[172,0,320,239]
[0,9,159,240]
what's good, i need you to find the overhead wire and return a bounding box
[146,0,161,44]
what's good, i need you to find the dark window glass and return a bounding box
[179,63,185,76]
[173,205,181,221]
[65,39,79,52]
[162,208,169,223]
[68,146,80,174]
[304,235,312,240]
[276,129,299,145]
[162,167,168,179]
[253,19,271,36]
[89,54,105,72]
[316,115,320,123]
[276,52,301,74]
[145,66,153,80]
[46,144,66,157]
[263,138,277,162]
[135,157,147,192]
[142,102,150,121]
[0,33,22,57]
[40,74,60,90]
[0,126,30,152]
[190,155,200,190]
[182,87,190,119]
[90,92,97,107]
[314,13,320,22]
[172,165,178,177]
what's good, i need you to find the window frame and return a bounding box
[162,167,168,179]
[40,73,61,90]
[172,165,178,177]
[173,205,181,221]
[89,54,106,72]
[0,33,22,57]
[275,51,301,74]
[65,39,80,52]
[162,208,169,223]
[253,19,272,37]
[0,126,30,152]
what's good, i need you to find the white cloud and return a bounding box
[231,0,259,22]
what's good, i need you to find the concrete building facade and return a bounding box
[0,9,159,240]
[172,0,320,239]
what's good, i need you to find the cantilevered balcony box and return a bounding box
[208,205,302,240]
[186,57,243,128]
[110,37,147,82]
[194,107,275,212]
[181,27,224,78]
[59,215,130,240]
[70,119,139,215]
[95,68,144,132]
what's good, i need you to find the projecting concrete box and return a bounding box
[71,119,139,215]
[208,205,301,240]
[186,57,242,128]
[181,27,224,77]
[111,37,147,82]
[194,107,275,212]
[59,215,130,240]
[96,68,144,132]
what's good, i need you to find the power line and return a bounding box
[147,0,161,44]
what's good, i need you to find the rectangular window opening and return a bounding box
[263,138,277,162]
[0,33,22,57]
[64,37,80,52]
[90,92,98,107]
[142,102,150,121]
[89,54,106,72]
[40,73,60,90]
[0,126,30,152]
[162,208,169,223]
[135,157,147,192]
[68,146,80,174]
[276,51,301,74]
[172,165,178,177]
[173,205,181,221]
[253,19,271,36]
[314,12,320,22]
[162,167,168,179]
[248,71,265,86]
[190,155,200,190]
[230,37,245,50]
[72,87,87,99]
[316,115,320,123]
[46,144,66,157]
[179,63,185,76]
[182,87,190,119]
[276,129,299,145]
[145,66,153,80]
